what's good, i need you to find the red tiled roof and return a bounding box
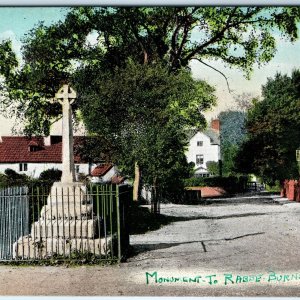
[187,186,227,198]
[0,136,86,163]
[91,164,113,177]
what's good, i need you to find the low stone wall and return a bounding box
[281,179,300,202]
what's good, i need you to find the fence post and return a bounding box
[116,185,121,263]
[151,185,160,214]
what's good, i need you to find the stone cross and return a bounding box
[55,84,77,183]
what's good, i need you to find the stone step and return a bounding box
[13,235,114,259]
[31,218,102,238]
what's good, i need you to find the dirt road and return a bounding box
[0,195,300,296]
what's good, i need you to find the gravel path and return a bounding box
[0,195,300,296]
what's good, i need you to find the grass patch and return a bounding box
[265,185,281,193]
[0,252,119,267]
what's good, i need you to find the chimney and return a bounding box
[211,119,220,132]
[44,136,51,146]
[44,135,62,146]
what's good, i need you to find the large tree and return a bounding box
[76,61,215,199]
[235,71,300,184]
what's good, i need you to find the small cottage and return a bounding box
[185,119,221,177]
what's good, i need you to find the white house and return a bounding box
[0,135,118,182]
[185,119,221,177]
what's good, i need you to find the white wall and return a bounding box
[185,132,220,175]
[0,162,91,178]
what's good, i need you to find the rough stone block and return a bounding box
[31,219,99,238]
[13,235,113,259]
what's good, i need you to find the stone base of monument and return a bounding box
[31,218,99,238]
[13,235,113,259]
[14,181,113,260]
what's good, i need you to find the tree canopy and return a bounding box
[218,110,247,176]
[76,61,215,194]
[235,70,300,184]
[1,7,300,134]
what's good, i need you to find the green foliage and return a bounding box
[1,7,300,135]
[184,177,206,187]
[1,251,118,266]
[77,61,215,133]
[221,142,240,176]
[218,110,247,176]
[265,181,281,193]
[79,62,208,194]
[184,175,248,194]
[206,161,219,176]
[0,169,30,187]
[0,40,18,79]
[4,168,26,179]
[39,168,62,183]
[235,70,300,184]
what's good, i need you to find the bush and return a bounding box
[265,181,281,193]
[0,169,30,187]
[184,175,249,194]
[184,177,206,187]
[5,168,29,180]
[39,168,62,183]
[206,161,219,176]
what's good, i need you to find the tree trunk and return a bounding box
[152,176,158,214]
[133,161,140,201]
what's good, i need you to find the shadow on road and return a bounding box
[127,198,278,259]
[129,232,265,259]
[129,204,269,235]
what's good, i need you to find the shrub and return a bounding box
[184,175,249,194]
[184,177,206,187]
[39,168,62,183]
[206,161,219,176]
[0,168,30,186]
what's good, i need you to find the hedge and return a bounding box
[184,175,248,194]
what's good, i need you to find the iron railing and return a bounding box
[0,183,131,263]
[0,186,29,259]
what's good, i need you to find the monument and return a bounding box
[57,84,77,184]
[14,84,111,259]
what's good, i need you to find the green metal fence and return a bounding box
[0,187,30,260]
[0,183,132,263]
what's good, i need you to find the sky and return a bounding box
[0,7,300,134]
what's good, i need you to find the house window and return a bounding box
[197,141,203,146]
[19,163,28,172]
[196,155,204,165]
